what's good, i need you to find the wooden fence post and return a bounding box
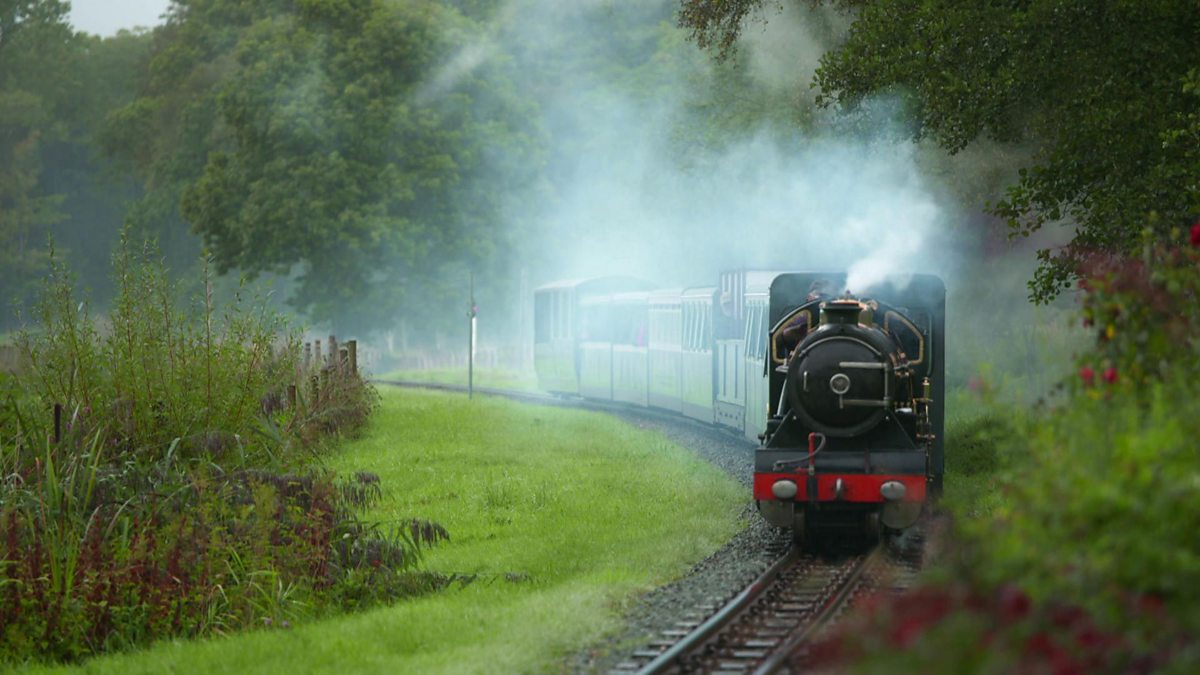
[347,340,357,372]
[287,384,297,409]
[328,335,338,368]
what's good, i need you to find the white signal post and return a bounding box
[468,272,477,399]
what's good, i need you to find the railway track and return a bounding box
[614,540,919,675]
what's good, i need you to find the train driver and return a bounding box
[775,279,836,362]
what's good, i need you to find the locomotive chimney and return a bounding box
[820,299,862,326]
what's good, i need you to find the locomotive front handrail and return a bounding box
[838,361,888,369]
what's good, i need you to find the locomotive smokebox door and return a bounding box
[785,299,899,438]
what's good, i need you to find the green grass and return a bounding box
[36,387,744,674]
[374,367,539,392]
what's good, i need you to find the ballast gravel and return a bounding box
[565,411,785,674]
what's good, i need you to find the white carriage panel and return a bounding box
[681,349,713,423]
[612,345,649,406]
[716,339,746,406]
[578,342,612,400]
[648,347,682,412]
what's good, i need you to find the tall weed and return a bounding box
[0,238,439,664]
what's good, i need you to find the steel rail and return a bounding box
[635,545,802,675]
[752,546,880,675]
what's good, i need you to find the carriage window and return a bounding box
[611,304,645,346]
[749,304,765,360]
[684,303,697,351]
[535,294,550,343]
[742,304,763,360]
[760,310,769,359]
[558,293,570,340]
[551,294,561,340]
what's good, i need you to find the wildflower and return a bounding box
[1191,221,1200,247]
[1103,366,1118,384]
[998,584,1031,622]
[1079,366,1095,386]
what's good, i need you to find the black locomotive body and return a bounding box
[754,273,945,544]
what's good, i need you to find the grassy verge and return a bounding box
[374,367,539,392]
[37,387,745,674]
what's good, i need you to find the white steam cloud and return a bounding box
[413,0,969,319]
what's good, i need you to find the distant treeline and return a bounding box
[5,0,1196,339]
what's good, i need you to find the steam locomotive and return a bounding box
[533,271,944,544]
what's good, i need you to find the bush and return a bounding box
[1073,222,1200,391]
[9,238,301,466]
[944,414,1012,477]
[968,224,1200,623]
[0,239,437,664]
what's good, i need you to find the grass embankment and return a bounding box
[41,387,744,674]
[376,367,538,392]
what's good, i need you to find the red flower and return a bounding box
[998,584,1031,622]
[1079,366,1095,386]
[1191,221,1200,247]
[1103,367,1118,384]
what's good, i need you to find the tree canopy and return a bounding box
[0,0,76,314]
[679,0,1200,301]
[100,0,542,334]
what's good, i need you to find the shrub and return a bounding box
[0,238,440,664]
[1073,222,1200,392]
[944,414,1012,477]
[11,237,300,467]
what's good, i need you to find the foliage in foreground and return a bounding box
[808,225,1200,670]
[0,244,444,664]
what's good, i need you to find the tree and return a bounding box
[39,29,154,302]
[0,0,77,320]
[679,0,1200,301]
[106,0,542,334]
